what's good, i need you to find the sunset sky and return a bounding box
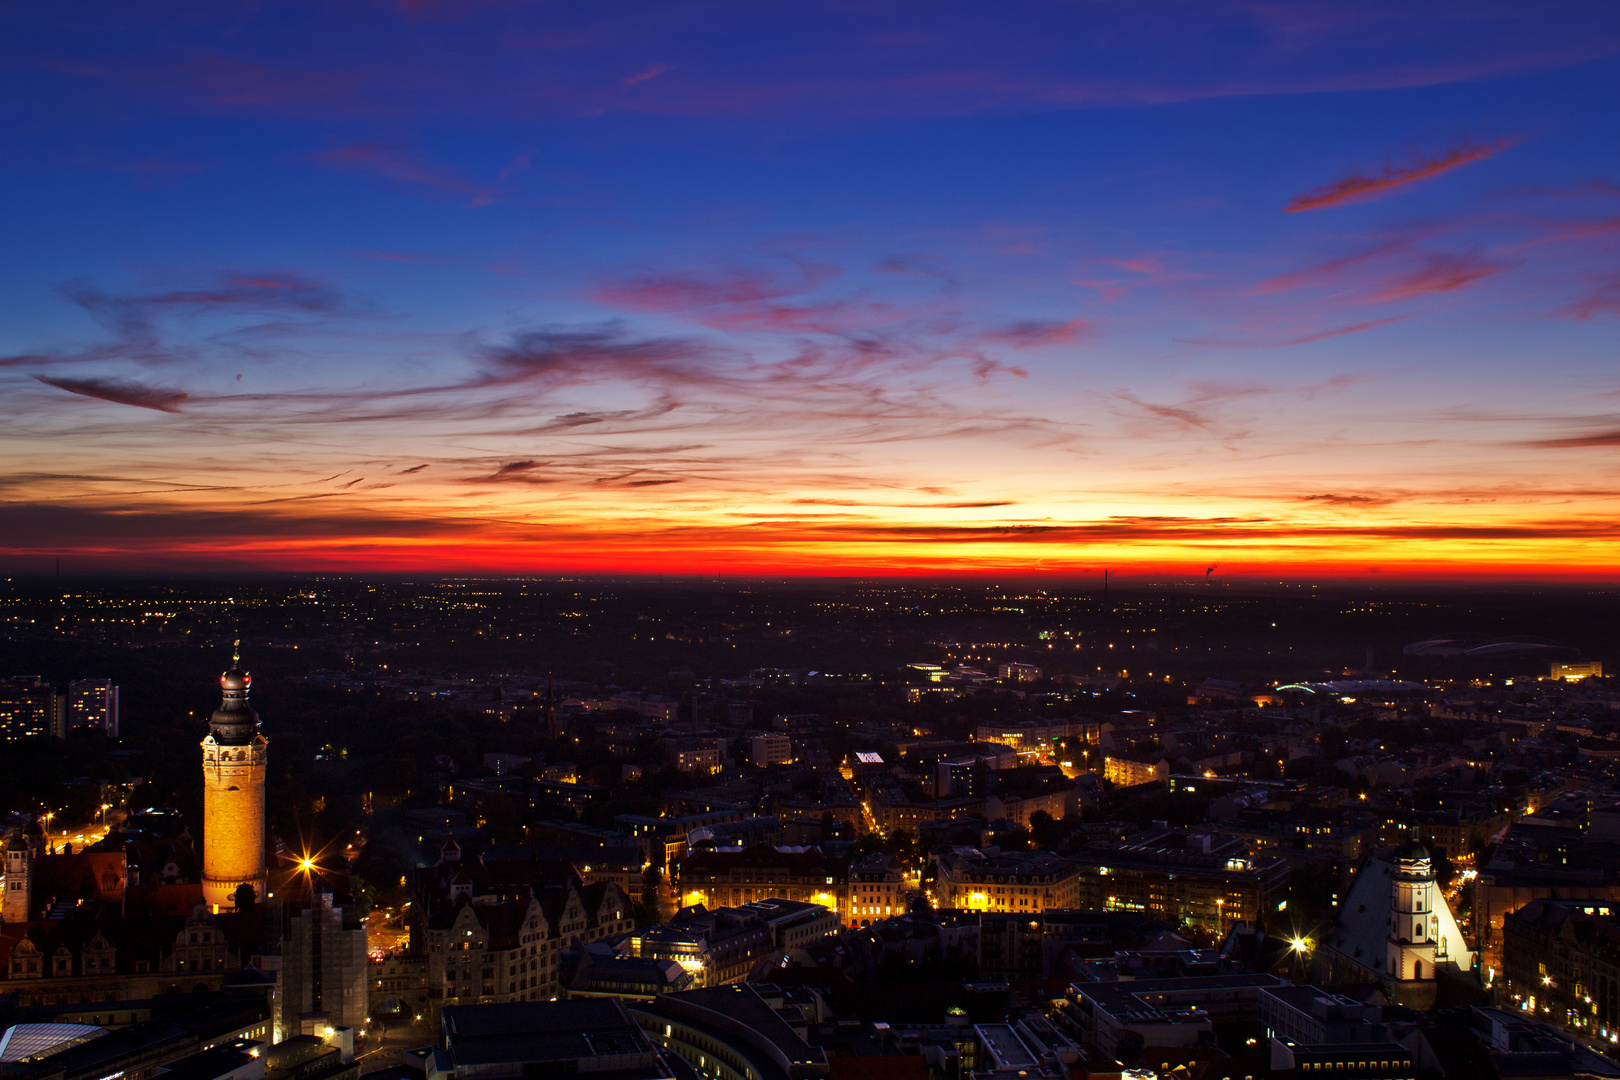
[3,2,1619,579]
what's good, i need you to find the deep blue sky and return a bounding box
[3,2,1619,577]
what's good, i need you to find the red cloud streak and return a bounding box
[1285,139,1514,212]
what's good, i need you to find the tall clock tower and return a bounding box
[201,648,268,912]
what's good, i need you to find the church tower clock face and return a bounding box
[201,644,269,913]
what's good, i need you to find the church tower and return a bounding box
[201,646,268,912]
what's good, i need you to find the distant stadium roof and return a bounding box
[1274,679,1429,696]
[0,1024,106,1062]
[1403,636,1571,657]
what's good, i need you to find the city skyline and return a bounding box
[4,3,1619,579]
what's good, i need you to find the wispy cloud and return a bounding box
[1298,492,1399,507]
[984,319,1090,347]
[467,460,555,483]
[623,62,674,86]
[1522,427,1620,449]
[34,375,189,412]
[0,272,355,377]
[1285,137,1515,212]
[1364,251,1506,301]
[1180,316,1407,348]
[1564,273,1620,321]
[313,143,509,206]
[594,262,843,313]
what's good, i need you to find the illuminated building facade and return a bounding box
[848,853,905,926]
[675,845,847,917]
[933,850,1083,913]
[2,831,30,924]
[630,899,837,987]
[996,662,1043,682]
[201,658,268,913]
[1103,754,1168,787]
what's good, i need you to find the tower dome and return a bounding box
[209,647,259,745]
[1392,842,1433,880]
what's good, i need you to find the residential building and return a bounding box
[66,679,119,738]
[0,678,62,742]
[670,739,726,775]
[750,734,793,768]
[1103,753,1168,787]
[411,845,633,1025]
[1501,899,1620,1038]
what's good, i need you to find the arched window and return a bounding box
[1414,960,1424,980]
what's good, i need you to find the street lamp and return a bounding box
[1290,936,1312,975]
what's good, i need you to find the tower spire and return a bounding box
[232,638,240,667]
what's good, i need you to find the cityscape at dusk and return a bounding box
[5,5,1620,1080]
[3,3,1619,578]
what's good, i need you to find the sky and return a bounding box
[3,1,1619,580]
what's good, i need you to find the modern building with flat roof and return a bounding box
[628,984,829,1080]
[437,998,677,1080]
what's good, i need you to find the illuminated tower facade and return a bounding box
[201,652,268,912]
[2,829,30,924]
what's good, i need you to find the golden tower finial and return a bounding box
[232,638,241,667]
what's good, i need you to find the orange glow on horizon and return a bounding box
[13,528,1620,581]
